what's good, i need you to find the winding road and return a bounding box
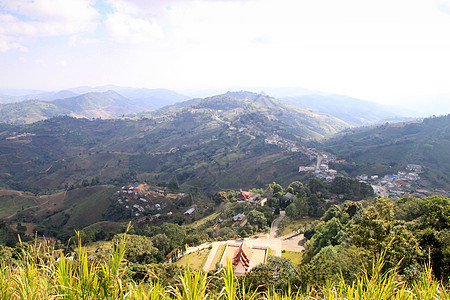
[270,210,285,238]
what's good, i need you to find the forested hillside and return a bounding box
[324,115,450,189]
[0,92,349,193]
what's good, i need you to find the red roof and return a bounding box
[395,179,410,186]
[232,242,253,271]
[236,191,255,200]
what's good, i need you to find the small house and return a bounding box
[184,208,195,215]
[233,213,246,222]
[236,191,255,201]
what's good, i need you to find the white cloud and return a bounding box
[0,0,99,51]
[104,12,164,43]
[103,0,167,43]
[1,0,450,107]
[0,34,28,51]
[1,0,98,23]
[58,60,67,67]
[437,0,450,13]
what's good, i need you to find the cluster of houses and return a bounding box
[227,122,301,152]
[6,132,36,140]
[264,135,299,152]
[297,148,446,199]
[298,147,347,181]
[228,124,265,137]
[113,182,185,217]
[356,166,433,199]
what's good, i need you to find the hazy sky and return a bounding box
[1,0,450,106]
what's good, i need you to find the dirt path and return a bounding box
[270,211,285,238]
[4,189,68,220]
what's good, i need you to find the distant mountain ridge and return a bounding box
[0,92,352,193]
[281,94,411,126]
[0,85,418,125]
[0,87,191,124]
[324,114,450,189]
[143,91,351,140]
[0,91,136,124]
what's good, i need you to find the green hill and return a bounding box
[0,92,349,193]
[323,115,450,189]
[281,94,411,126]
[0,99,70,124]
[52,91,136,118]
[0,88,190,124]
[0,91,135,124]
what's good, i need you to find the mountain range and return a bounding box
[0,91,349,193]
[324,115,450,189]
[0,85,419,125]
[0,89,448,195]
[281,94,414,126]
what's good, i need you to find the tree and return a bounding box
[321,205,341,222]
[244,256,298,291]
[308,178,325,194]
[213,191,228,204]
[285,203,297,218]
[416,195,450,279]
[113,234,158,264]
[271,182,283,196]
[151,233,171,255]
[343,200,361,218]
[304,217,345,261]
[159,223,186,249]
[247,210,268,230]
[294,197,310,217]
[304,245,369,285]
[395,196,424,221]
[288,181,303,195]
[351,198,423,273]
[330,177,351,195]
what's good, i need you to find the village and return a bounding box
[113,182,186,220]
[228,123,445,200]
[298,150,445,199]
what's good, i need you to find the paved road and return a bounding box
[282,234,306,252]
[202,241,227,272]
[185,210,306,269]
[270,211,285,238]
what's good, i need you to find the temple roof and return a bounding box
[232,241,253,271]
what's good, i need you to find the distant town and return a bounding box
[113,182,186,219]
[226,125,449,199]
[296,146,448,199]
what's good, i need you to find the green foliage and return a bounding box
[151,233,171,256]
[304,217,345,262]
[330,177,374,199]
[285,203,297,218]
[303,245,369,285]
[0,232,449,299]
[301,195,450,283]
[113,233,158,264]
[246,210,268,230]
[325,114,450,189]
[287,181,303,194]
[351,198,423,274]
[243,256,298,292]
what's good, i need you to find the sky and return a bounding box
[1,0,450,108]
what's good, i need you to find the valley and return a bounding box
[0,89,448,295]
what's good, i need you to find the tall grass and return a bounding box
[0,234,448,299]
